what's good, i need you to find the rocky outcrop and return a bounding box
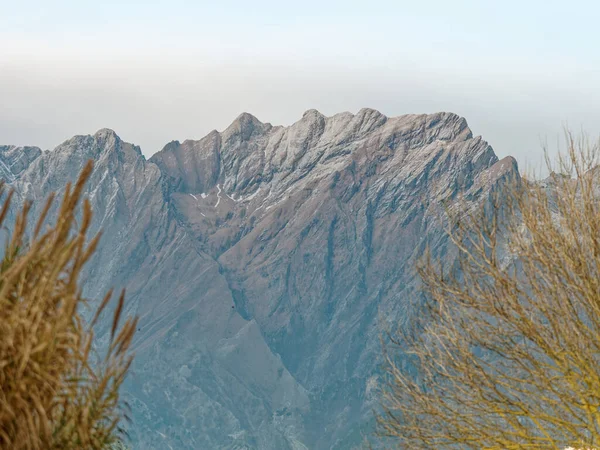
[0,145,42,181]
[1,109,519,449]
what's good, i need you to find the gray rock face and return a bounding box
[0,145,42,181]
[1,109,518,449]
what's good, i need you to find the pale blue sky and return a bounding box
[1,0,599,168]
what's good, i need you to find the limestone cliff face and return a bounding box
[0,145,42,180]
[2,109,519,449]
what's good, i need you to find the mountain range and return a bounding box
[0,109,519,449]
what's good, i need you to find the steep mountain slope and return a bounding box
[1,109,518,449]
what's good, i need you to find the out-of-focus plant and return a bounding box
[0,161,137,449]
[379,134,600,449]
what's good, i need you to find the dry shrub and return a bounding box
[378,134,600,449]
[0,161,137,449]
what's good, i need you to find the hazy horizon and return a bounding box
[2,0,600,169]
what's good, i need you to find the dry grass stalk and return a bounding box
[378,133,600,449]
[0,160,137,449]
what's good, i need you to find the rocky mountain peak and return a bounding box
[0,109,520,450]
[53,128,141,163]
[301,108,326,120]
[94,127,120,142]
[150,131,221,194]
[223,112,270,143]
[430,112,472,141]
[355,107,388,128]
